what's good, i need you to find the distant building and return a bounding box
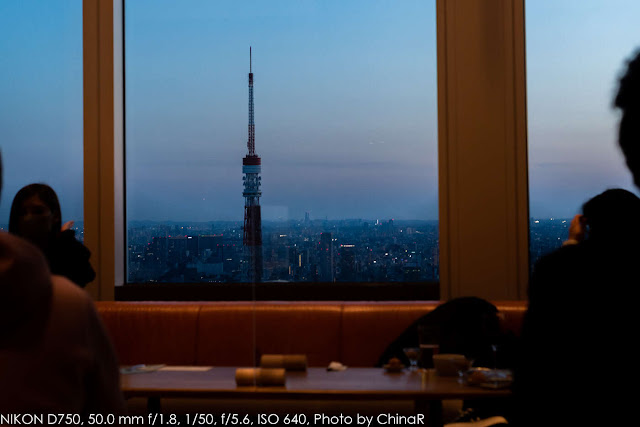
[193,260,223,276]
[402,262,421,282]
[319,232,334,282]
[338,244,357,282]
[186,235,198,259]
[148,236,168,265]
[199,235,224,262]
[168,236,188,265]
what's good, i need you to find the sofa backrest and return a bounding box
[195,302,343,367]
[96,301,527,367]
[340,301,440,367]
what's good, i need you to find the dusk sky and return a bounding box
[526,0,640,218]
[1,1,640,225]
[124,0,437,222]
[1,0,83,225]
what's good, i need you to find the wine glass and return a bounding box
[403,347,420,372]
[491,344,498,369]
[490,344,505,370]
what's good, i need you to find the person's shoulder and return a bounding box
[47,275,107,348]
[532,244,583,273]
[529,244,590,294]
[50,274,94,314]
[51,274,88,296]
[537,240,623,272]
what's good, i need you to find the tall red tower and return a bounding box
[242,47,263,282]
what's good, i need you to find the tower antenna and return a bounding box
[242,47,263,283]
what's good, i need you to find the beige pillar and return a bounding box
[437,0,529,300]
[83,0,124,300]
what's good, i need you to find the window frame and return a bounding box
[83,0,529,302]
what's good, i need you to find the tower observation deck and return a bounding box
[242,47,263,282]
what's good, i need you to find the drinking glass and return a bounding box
[403,347,420,371]
[418,325,440,369]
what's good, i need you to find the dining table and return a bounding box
[121,366,511,426]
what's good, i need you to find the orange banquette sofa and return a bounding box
[95,301,527,368]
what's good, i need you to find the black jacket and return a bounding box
[512,238,639,426]
[46,230,96,288]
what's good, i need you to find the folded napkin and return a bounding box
[260,354,307,371]
[327,361,347,371]
[235,368,286,386]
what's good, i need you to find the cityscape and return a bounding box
[126,218,438,284]
[122,217,568,284]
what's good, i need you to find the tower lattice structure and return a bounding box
[242,47,263,282]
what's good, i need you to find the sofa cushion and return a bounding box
[96,302,200,365]
[195,302,342,367]
[494,300,528,336]
[254,302,342,367]
[195,302,256,367]
[340,301,440,367]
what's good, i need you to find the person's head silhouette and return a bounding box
[615,50,640,187]
[8,183,62,251]
[582,188,640,242]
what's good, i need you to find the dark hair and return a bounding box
[582,188,640,240]
[615,49,640,184]
[8,184,62,235]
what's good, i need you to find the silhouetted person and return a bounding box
[564,188,640,246]
[377,297,513,369]
[379,298,516,425]
[0,152,125,414]
[615,50,640,185]
[9,183,95,287]
[512,50,640,427]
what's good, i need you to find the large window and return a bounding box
[0,1,83,236]
[526,0,640,267]
[124,0,438,288]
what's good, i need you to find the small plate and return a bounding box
[462,368,513,388]
[383,364,405,373]
[120,364,166,375]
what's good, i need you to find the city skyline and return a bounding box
[124,216,563,284]
[126,217,440,284]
